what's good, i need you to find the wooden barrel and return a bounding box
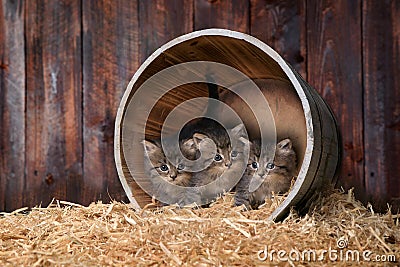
[114,29,341,221]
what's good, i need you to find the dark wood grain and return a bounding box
[363,0,400,211]
[25,0,82,208]
[194,0,249,33]
[139,0,194,63]
[250,0,306,77]
[306,0,365,202]
[0,0,399,212]
[0,0,25,211]
[82,0,139,205]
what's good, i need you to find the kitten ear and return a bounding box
[192,133,208,148]
[230,123,247,139]
[142,140,159,154]
[182,138,197,152]
[277,138,292,150]
[250,139,261,156]
[238,136,251,146]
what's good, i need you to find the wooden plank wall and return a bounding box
[363,0,400,209]
[82,0,138,207]
[307,0,365,202]
[0,0,25,211]
[0,0,399,212]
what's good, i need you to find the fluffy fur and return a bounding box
[189,124,247,187]
[234,138,297,209]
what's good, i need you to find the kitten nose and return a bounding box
[225,160,232,167]
[258,172,265,178]
[170,174,177,180]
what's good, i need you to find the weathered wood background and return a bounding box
[1,0,399,212]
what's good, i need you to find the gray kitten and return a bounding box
[234,138,297,209]
[143,136,197,205]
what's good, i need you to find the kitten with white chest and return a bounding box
[234,138,297,209]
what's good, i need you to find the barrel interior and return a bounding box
[120,35,308,207]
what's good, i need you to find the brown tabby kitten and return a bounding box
[189,123,247,187]
[143,137,197,186]
[143,136,199,206]
[234,138,297,209]
[195,132,250,205]
[233,140,260,208]
[179,82,236,186]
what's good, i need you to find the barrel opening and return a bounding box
[115,29,340,221]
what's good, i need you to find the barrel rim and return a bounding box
[114,28,315,218]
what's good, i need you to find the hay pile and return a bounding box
[0,189,399,266]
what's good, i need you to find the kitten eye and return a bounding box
[214,154,223,162]
[266,163,275,169]
[159,164,169,172]
[177,163,185,170]
[231,151,238,158]
[251,162,259,169]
